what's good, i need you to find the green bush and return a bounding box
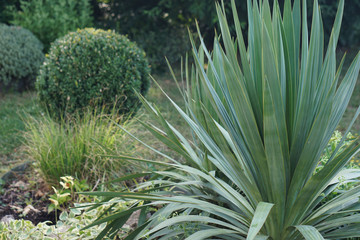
[36,28,150,117]
[24,109,138,186]
[8,0,93,51]
[0,24,44,91]
[0,0,20,24]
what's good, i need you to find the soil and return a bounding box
[0,163,151,229]
[0,166,58,225]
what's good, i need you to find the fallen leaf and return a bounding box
[13,181,27,189]
[23,205,40,215]
[10,205,23,213]
[35,190,44,198]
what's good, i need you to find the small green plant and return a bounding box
[24,108,138,186]
[315,131,360,204]
[0,24,44,91]
[48,176,90,223]
[36,28,150,118]
[317,131,359,171]
[8,0,93,51]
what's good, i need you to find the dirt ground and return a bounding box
[0,166,58,225]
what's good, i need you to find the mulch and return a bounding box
[0,166,57,225]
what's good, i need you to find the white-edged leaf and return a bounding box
[295,225,325,240]
[246,202,273,240]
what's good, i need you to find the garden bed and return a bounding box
[0,165,57,225]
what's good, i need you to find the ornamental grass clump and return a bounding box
[83,0,360,239]
[24,109,137,186]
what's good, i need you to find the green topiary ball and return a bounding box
[36,28,150,117]
[0,24,44,91]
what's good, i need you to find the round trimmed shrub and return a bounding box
[0,24,44,91]
[36,28,150,117]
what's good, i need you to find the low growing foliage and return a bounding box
[0,201,130,240]
[83,0,360,239]
[24,109,137,186]
[0,24,44,91]
[36,28,150,118]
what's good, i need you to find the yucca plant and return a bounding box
[82,0,360,239]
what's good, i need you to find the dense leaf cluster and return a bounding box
[0,24,44,91]
[36,28,150,117]
[8,0,93,51]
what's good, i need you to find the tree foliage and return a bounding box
[94,0,360,48]
[7,0,93,51]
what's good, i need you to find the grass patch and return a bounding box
[24,109,138,186]
[0,92,41,155]
[0,92,41,175]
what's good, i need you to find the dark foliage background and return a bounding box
[91,0,360,70]
[92,0,248,70]
[2,0,360,71]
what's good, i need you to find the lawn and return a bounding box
[0,92,41,175]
